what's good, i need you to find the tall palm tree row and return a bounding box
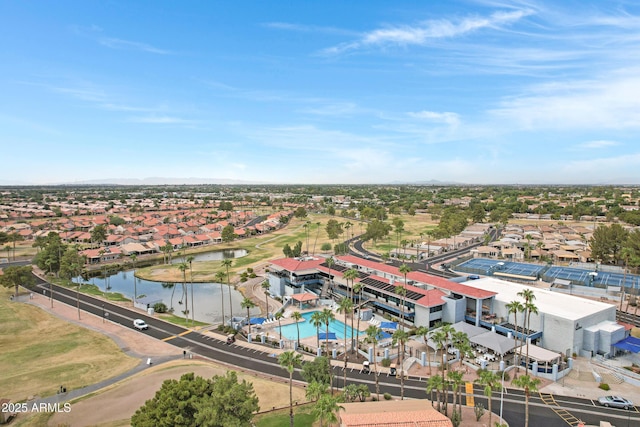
[186,255,195,325]
[222,259,234,320]
[320,308,335,393]
[278,351,303,427]
[505,300,524,375]
[337,297,353,388]
[365,325,383,401]
[475,369,502,427]
[291,311,302,349]
[512,374,541,427]
[310,311,324,350]
[241,297,257,334]
[214,270,227,327]
[178,262,188,321]
[392,328,409,399]
[343,268,359,353]
[261,280,270,317]
[398,263,412,330]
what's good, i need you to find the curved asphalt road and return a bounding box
[23,273,639,427]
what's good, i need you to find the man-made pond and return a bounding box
[170,248,247,264]
[87,268,258,324]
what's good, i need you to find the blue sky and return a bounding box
[2,0,640,185]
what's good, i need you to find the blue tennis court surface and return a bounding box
[457,258,545,279]
[457,258,640,289]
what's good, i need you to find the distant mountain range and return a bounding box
[1,176,639,186]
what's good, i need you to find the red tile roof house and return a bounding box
[268,255,496,330]
[81,247,122,264]
[339,400,453,427]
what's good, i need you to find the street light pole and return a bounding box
[499,374,505,421]
[102,304,105,323]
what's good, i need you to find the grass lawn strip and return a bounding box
[0,288,138,402]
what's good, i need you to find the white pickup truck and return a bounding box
[133,319,149,330]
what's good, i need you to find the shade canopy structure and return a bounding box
[379,331,392,339]
[451,321,486,338]
[380,321,398,330]
[470,331,516,355]
[318,332,337,340]
[290,292,319,307]
[515,344,562,362]
[613,336,640,353]
[249,317,266,325]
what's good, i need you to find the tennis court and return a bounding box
[459,258,640,289]
[544,266,640,289]
[458,258,545,279]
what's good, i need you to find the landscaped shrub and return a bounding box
[474,403,485,421]
[153,302,167,313]
[599,383,610,391]
[383,393,392,400]
[381,358,391,367]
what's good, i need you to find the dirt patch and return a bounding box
[48,360,307,427]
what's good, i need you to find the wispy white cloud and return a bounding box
[263,22,357,37]
[321,9,534,55]
[490,70,640,130]
[407,110,461,127]
[127,115,194,124]
[576,140,620,149]
[99,37,170,54]
[51,86,108,102]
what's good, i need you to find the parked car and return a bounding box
[226,334,236,344]
[598,396,634,409]
[133,319,149,330]
[362,361,370,374]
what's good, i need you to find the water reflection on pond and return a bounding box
[88,248,256,324]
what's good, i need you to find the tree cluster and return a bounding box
[131,371,259,427]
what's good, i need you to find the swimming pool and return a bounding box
[278,311,361,341]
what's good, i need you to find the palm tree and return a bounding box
[324,256,335,297]
[415,326,432,375]
[512,374,541,427]
[278,351,303,427]
[222,259,234,320]
[70,262,83,320]
[310,311,324,350]
[365,325,383,400]
[337,297,353,388]
[506,300,524,375]
[398,263,412,329]
[186,255,195,325]
[447,370,464,421]
[517,289,536,367]
[343,268,359,353]
[291,311,302,348]
[395,285,407,330]
[276,311,284,340]
[312,221,322,255]
[241,297,257,334]
[313,394,343,427]
[354,283,364,345]
[475,369,502,427]
[306,380,328,402]
[523,301,538,370]
[320,308,336,393]
[392,328,409,399]
[215,270,227,327]
[431,323,454,414]
[426,374,445,412]
[261,280,270,317]
[178,262,188,321]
